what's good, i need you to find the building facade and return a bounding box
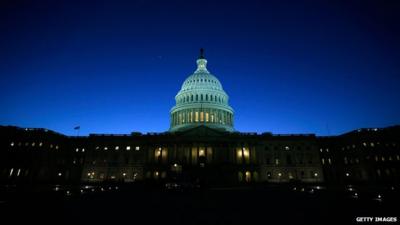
[1,51,399,186]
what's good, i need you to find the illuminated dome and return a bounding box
[170,49,234,132]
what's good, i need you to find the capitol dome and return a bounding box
[170,49,234,132]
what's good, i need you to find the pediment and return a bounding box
[175,125,228,137]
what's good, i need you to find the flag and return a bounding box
[74,126,80,130]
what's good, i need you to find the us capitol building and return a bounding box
[1,50,399,186]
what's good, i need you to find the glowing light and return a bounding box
[135,146,140,151]
[126,146,131,150]
[58,172,62,176]
[10,142,14,146]
[115,146,119,150]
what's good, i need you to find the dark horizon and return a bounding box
[1,0,400,136]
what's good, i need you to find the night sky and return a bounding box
[1,0,399,136]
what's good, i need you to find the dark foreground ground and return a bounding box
[0,183,398,225]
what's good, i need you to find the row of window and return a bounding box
[94,146,140,151]
[265,155,314,165]
[177,93,226,104]
[10,142,59,149]
[266,171,319,179]
[86,171,139,180]
[265,145,312,151]
[172,109,233,126]
[341,142,397,150]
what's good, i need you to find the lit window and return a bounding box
[126,146,131,150]
[55,145,59,149]
[314,172,318,177]
[328,158,332,164]
[122,173,126,177]
[275,159,279,165]
[155,148,161,157]
[50,144,53,148]
[39,142,43,147]
[363,142,367,147]
[370,143,375,147]
[199,148,205,157]
[381,156,385,162]
[326,148,329,153]
[278,172,282,177]
[346,172,350,177]
[58,172,62,176]
[115,146,119,150]
[135,146,140,151]
[321,158,325,165]
[82,148,85,152]
[9,168,14,177]
[32,142,35,147]
[104,147,108,150]
[17,169,21,176]
[319,148,322,152]
[285,146,290,150]
[10,142,14,147]
[96,146,99,150]
[76,148,79,152]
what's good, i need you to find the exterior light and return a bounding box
[10,142,14,146]
[58,172,62,176]
[126,146,131,150]
[346,173,350,177]
[173,163,178,167]
[82,148,85,152]
[314,173,318,177]
[76,148,79,152]
[115,146,119,150]
[278,173,282,177]
[122,173,126,176]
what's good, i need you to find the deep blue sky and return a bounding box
[1,0,399,136]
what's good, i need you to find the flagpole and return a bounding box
[74,126,80,137]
